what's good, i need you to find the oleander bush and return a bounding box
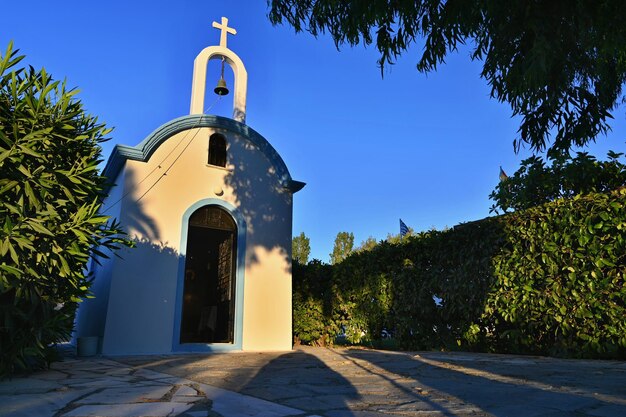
[0,43,132,376]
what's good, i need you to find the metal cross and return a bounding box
[212,17,237,48]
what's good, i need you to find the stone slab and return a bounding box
[0,390,91,417]
[175,385,201,396]
[195,381,304,417]
[76,385,173,404]
[63,402,192,417]
[0,377,62,394]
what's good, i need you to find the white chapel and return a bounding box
[74,17,304,354]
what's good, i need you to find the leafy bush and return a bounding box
[292,260,338,345]
[490,151,626,213]
[481,189,626,357]
[293,190,626,358]
[0,43,131,376]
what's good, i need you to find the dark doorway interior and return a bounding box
[180,206,237,344]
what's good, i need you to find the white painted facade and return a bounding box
[74,18,303,354]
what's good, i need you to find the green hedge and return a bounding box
[292,260,337,345]
[481,188,626,357]
[293,189,626,358]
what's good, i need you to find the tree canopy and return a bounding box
[268,0,626,155]
[329,231,354,264]
[292,231,311,265]
[490,150,626,213]
[355,236,378,253]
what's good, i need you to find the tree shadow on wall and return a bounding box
[221,125,297,270]
[118,168,161,242]
[77,170,183,353]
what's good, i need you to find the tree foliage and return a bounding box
[0,43,132,376]
[355,236,377,253]
[292,231,311,265]
[329,231,354,264]
[386,227,415,245]
[268,0,626,155]
[490,150,626,213]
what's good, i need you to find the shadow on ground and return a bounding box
[118,346,626,417]
[340,348,626,416]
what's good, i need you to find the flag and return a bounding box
[399,219,409,238]
[499,166,508,181]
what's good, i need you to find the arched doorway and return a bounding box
[180,205,237,344]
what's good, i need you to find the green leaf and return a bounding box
[0,264,22,277]
[26,220,54,236]
[7,241,19,263]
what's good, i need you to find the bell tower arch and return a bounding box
[190,17,248,123]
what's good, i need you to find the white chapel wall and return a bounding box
[99,126,293,354]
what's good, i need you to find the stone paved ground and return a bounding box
[119,346,626,417]
[2,346,625,416]
[0,352,307,417]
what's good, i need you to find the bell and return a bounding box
[214,77,229,96]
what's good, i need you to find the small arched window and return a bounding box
[208,133,227,167]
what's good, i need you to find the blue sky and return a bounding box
[3,1,625,262]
